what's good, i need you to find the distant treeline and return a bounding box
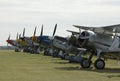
[0,46,15,50]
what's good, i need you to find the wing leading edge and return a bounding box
[73,24,120,34]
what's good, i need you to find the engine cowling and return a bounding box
[80,30,95,39]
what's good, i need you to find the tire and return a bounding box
[52,52,56,57]
[15,49,20,52]
[30,50,34,54]
[80,58,92,68]
[94,59,105,70]
[60,55,65,60]
[44,51,48,56]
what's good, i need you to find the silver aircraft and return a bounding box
[73,24,120,69]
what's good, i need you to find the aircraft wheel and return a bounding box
[30,50,34,54]
[60,55,65,60]
[94,59,105,70]
[81,58,91,68]
[44,51,48,55]
[15,49,20,52]
[52,52,56,57]
[23,49,26,52]
[15,49,17,52]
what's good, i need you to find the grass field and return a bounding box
[0,50,119,81]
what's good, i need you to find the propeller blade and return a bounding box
[79,28,81,34]
[7,34,10,46]
[23,28,25,37]
[16,33,18,40]
[19,34,21,39]
[34,26,37,36]
[53,24,57,36]
[7,43,9,46]
[8,34,10,40]
[40,25,43,36]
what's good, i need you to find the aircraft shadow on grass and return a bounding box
[55,66,81,71]
[55,66,120,74]
[107,75,120,78]
[55,66,120,78]
[53,61,69,64]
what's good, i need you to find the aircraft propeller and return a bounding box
[16,33,18,40]
[49,24,57,40]
[40,24,43,36]
[53,24,57,36]
[7,34,11,46]
[39,25,44,45]
[19,34,21,39]
[50,24,57,54]
[8,34,11,40]
[33,27,37,37]
[23,28,25,37]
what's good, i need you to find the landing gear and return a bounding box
[44,50,48,56]
[30,50,34,54]
[30,49,40,54]
[80,51,93,68]
[52,50,59,57]
[80,49,106,70]
[81,58,92,68]
[94,59,105,69]
[15,48,20,52]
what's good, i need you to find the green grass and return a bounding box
[0,50,119,81]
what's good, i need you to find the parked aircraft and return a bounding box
[72,24,120,69]
[30,24,57,54]
[6,34,22,52]
[6,28,37,53]
[51,32,86,61]
[15,28,36,53]
[7,23,120,70]
[17,24,57,54]
[39,24,58,55]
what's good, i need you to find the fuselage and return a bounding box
[6,40,16,46]
[88,34,112,51]
[6,39,22,48]
[87,33,120,52]
[37,36,51,47]
[17,38,27,47]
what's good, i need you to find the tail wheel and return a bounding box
[94,59,105,70]
[80,58,92,68]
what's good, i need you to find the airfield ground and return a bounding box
[0,50,119,81]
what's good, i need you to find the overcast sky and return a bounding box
[0,0,120,45]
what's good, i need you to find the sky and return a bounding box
[0,0,120,45]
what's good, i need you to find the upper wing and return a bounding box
[73,24,120,34]
[73,25,94,31]
[101,24,120,33]
[66,30,80,35]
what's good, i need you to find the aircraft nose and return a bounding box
[6,40,14,45]
[6,40,10,43]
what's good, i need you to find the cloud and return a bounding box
[0,0,120,24]
[0,0,120,45]
[0,0,120,13]
[98,0,120,6]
